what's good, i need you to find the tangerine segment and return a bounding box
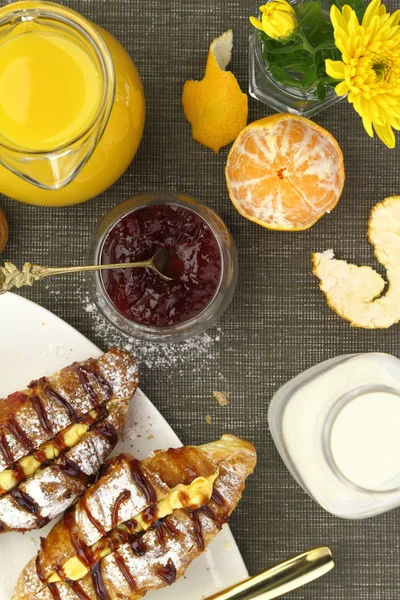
[226,114,345,231]
[182,30,248,153]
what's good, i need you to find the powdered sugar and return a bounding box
[0,496,37,530]
[81,292,223,370]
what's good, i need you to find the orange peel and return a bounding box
[225,113,345,231]
[182,30,248,153]
[313,196,400,329]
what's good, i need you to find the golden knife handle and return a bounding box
[204,547,334,600]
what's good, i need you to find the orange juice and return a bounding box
[0,2,145,206]
[0,32,102,151]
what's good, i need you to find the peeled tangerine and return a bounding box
[313,197,400,329]
[182,30,248,153]
[226,114,345,231]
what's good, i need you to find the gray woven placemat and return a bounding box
[1,1,400,597]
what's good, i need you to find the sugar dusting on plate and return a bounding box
[81,292,223,370]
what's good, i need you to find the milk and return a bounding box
[268,354,400,519]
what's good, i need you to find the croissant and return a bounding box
[13,434,257,600]
[0,348,138,533]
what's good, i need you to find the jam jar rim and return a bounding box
[87,191,238,343]
[98,200,224,328]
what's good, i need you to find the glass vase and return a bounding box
[248,0,344,117]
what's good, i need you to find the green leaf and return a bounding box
[314,50,327,77]
[268,65,304,89]
[316,81,327,101]
[301,64,318,88]
[319,74,341,86]
[295,0,326,30]
[260,32,303,54]
[277,56,315,73]
[314,39,338,51]
[262,43,304,55]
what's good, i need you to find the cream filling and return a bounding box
[0,409,99,494]
[48,471,218,583]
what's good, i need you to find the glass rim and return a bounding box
[97,199,225,335]
[87,191,238,342]
[322,385,400,495]
[0,0,115,156]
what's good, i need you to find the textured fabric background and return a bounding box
[1,0,400,597]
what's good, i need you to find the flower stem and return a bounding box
[298,31,315,54]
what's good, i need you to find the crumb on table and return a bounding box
[213,391,230,407]
[205,415,212,425]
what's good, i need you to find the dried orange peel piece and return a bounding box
[313,196,400,329]
[225,114,345,231]
[182,30,248,153]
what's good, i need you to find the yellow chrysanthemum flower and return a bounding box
[250,0,297,41]
[325,0,400,149]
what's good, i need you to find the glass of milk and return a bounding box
[268,353,400,519]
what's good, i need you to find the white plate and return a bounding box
[0,292,248,600]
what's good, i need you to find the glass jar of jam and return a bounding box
[87,192,238,342]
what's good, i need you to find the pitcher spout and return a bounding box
[0,132,100,190]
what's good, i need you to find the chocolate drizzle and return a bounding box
[44,381,78,421]
[8,415,34,452]
[141,504,157,525]
[0,520,5,533]
[201,505,222,527]
[114,550,137,591]
[97,421,119,447]
[35,552,46,584]
[200,487,228,529]
[31,393,53,435]
[34,450,49,466]
[77,367,98,405]
[67,580,91,600]
[77,366,113,407]
[47,583,62,600]
[93,403,109,424]
[154,520,167,549]
[55,456,90,482]
[211,489,225,507]
[63,510,94,568]
[11,488,39,514]
[112,490,131,528]
[154,518,180,550]
[129,459,157,505]
[156,558,177,585]
[91,562,110,600]
[0,429,13,466]
[80,497,107,537]
[129,534,147,556]
[189,510,204,550]
[47,564,91,600]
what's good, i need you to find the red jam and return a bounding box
[101,204,222,328]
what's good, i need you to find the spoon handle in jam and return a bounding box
[203,547,334,600]
[35,261,153,277]
[0,260,153,294]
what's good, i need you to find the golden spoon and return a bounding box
[0,248,174,295]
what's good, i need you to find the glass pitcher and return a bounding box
[0,1,145,206]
